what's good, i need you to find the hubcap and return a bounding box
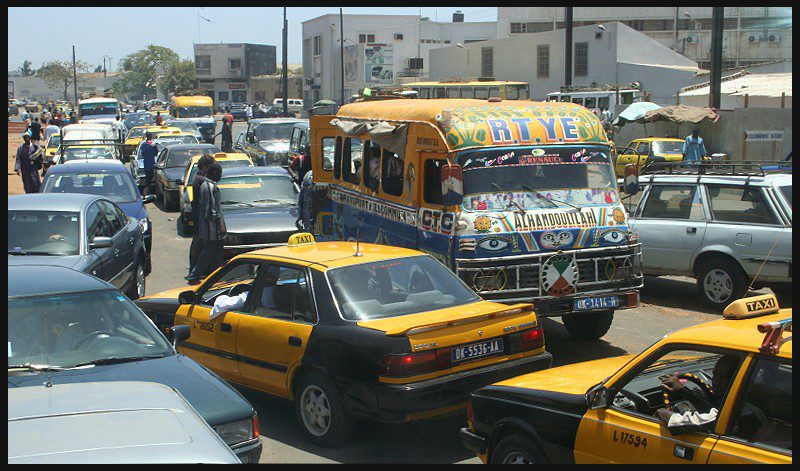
[300,385,331,437]
[503,452,533,464]
[703,269,733,303]
[136,264,146,298]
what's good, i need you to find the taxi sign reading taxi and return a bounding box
[745,131,784,142]
[288,233,316,246]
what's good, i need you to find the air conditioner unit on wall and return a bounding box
[684,34,700,44]
[767,32,781,43]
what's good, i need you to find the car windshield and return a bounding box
[329,255,480,321]
[63,147,115,162]
[158,135,198,146]
[79,103,118,117]
[218,174,297,205]
[8,289,172,369]
[188,159,251,184]
[42,172,139,203]
[165,121,199,134]
[254,123,295,141]
[124,114,153,129]
[653,141,683,154]
[46,135,61,148]
[8,210,81,256]
[175,106,212,118]
[165,149,202,168]
[127,128,148,139]
[458,145,618,210]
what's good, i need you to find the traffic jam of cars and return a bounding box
[8,95,792,464]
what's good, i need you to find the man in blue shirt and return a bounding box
[140,132,158,195]
[682,128,707,163]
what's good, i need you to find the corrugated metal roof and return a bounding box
[681,72,792,98]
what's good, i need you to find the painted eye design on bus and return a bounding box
[599,229,627,245]
[477,235,511,252]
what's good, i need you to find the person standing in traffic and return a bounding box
[155,110,163,126]
[140,132,158,195]
[186,154,216,281]
[682,128,707,163]
[14,131,43,193]
[27,117,42,145]
[245,103,253,123]
[43,119,60,142]
[187,163,226,285]
[216,117,233,152]
[296,170,314,231]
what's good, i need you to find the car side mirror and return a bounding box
[440,163,464,207]
[178,289,197,305]
[89,236,113,250]
[623,164,640,195]
[587,384,610,410]
[171,324,190,347]
[176,179,184,186]
[143,194,156,204]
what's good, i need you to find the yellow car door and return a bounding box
[236,263,316,398]
[615,141,639,176]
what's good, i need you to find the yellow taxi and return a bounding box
[43,133,62,160]
[124,125,182,156]
[614,137,685,177]
[461,293,791,464]
[178,152,254,232]
[136,234,552,447]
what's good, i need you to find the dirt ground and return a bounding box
[8,133,25,195]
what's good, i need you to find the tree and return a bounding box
[161,59,197,96]
[113,45,180,100]
[19,60,35,77]
[37,60,92,101]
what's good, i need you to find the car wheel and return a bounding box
[177,214,192,237]
[295,370,354,447]
[562,310,614,340]
[696,258,748,310]
[126,258,146,300]
[491,433,547,464]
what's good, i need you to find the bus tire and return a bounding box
[562,310,614,340]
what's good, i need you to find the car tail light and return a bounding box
[252,414,259,439]
[380,351,439,378]
[626,291,640,308]
[467,400,475,423]
[520,326,544,351]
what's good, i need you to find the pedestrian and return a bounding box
[140,132,158,195]
[682,128,707,163]
[224,106,234,126]
[27,117,42,144]
[296,169,314,231]
[14,131,43,194]
[155,110,163,126]
[245,103,253,122]
[43,119,60,142]
[186,153,216,281]
[187,162,226,285]
[215,117,233,152]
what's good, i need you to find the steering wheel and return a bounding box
[228,283,251,297]
[619,387,651,412]
[75,330,116,349]
[662,372,715,408]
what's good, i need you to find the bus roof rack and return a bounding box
[559,82,641,93]
[641,160,792,177]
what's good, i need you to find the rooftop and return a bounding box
[681,72,792,98]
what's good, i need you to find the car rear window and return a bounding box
[779,185,791,209]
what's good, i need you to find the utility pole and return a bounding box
[282,7,289,116]
[103,57,107,78]
[564,7,573,87]
[72,46,78,106]
[340,8,345,105]
[710,7,724,109]
[673,7,679,51]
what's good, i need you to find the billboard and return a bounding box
[364,44,393,85]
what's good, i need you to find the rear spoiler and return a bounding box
[383,303,534,337]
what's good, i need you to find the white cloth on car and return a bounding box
[667,407,718,428]
[210,291,249,320]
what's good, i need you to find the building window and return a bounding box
[481,47,493,78]
[218,91,229,102]
[510,22,554,34]
[195,55,211,73]
[574,42,588,77]
[229,58,242,71]
[358,33,376,44]
[537,44,550,78]
[313,35,321,56]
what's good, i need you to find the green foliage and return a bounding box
[19,60,35,77]
[113,45,182,100]
[37,60,92,101]
[161,60,197,97]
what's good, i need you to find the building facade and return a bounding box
[302,13,496,105]
[193,43,277,104]
[498,7,792,70]
[430,22,701,105]
[7,73,122,102]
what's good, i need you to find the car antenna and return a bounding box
[747,226,786,292]
[44,311,52,388]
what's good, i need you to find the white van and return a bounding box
[272,98,304,114]
[62,123,117,142]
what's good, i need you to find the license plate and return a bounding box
[452,339,504,363]
[574,296,619,311]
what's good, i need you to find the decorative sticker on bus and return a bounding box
[330,186,417,226]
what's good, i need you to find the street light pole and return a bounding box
[282,7,289,116]
[340,8,345,105]
[564,7,573,87]
[710,7,724,109]
[72,45,78,106]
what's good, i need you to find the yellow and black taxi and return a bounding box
[460,293,791,464]
[136,234,552,447]
[614,137,686,177]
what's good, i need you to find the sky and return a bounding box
[7,7,497,72]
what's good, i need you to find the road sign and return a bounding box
[745,131,784,142]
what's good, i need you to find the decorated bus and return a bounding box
[308,99,643,339]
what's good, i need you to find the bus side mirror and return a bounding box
[441,163,464,207]
[623,164,639,195]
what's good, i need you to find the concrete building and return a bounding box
[497,7,792,70]
[302,12,496,105]
[680,71,792,110]
[7,73,123,102]
[193,43,277,104]
[430,22,702,105]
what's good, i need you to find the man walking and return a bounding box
[187,163,226,285]
[682,128,707,163]
[186,154,216,281]
[140,132,158,195]
[216,117,233,152]
[245,103,253,123]
[28,117,43,145]
[14,131,43,193]
[43,119,60,142]
[155,110,163,126]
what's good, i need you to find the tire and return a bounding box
[562,310,614,340]
[295,370,354,447]
[696,258,749,310]
[177,214,191,237]
[490,433,547,464]
[126,258,146,300]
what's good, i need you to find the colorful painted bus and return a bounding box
[309,99,643,339]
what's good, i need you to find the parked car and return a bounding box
[137,233,552,447]
[40,160,156,259]
[7,264,262,462]
[273,98,304,114]
[614,137,686,177]
[460,292,791,464]
[8,193,149,299]
[214,166,299,258]
[626,162,792,309]
[154,143,222,210]
[8,382,241,464]
[229,103,247,121]
[286,120,311,170]
[235,118,304,166]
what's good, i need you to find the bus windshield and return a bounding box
[175,106,212,118]
[79,102,118,117]
[458,145,618,211]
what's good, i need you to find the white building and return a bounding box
[193,43,277,104]
[498,7,792,70]
[430,22,702,105]
[302,12,496,105]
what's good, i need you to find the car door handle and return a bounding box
[289,336,302,347]
[686,227,697,234]
[220,323,232,333]
[114,248,120,257]
[673,444,695,461]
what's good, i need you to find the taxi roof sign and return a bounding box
[723,293,780,320]
[288,233,316,247]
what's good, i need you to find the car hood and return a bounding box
[116,200,147,221]
[221,204,298,234]
[8,254,83,269]
[7,355,253,427]
[492,355,635,395]
[164,167,185,182]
